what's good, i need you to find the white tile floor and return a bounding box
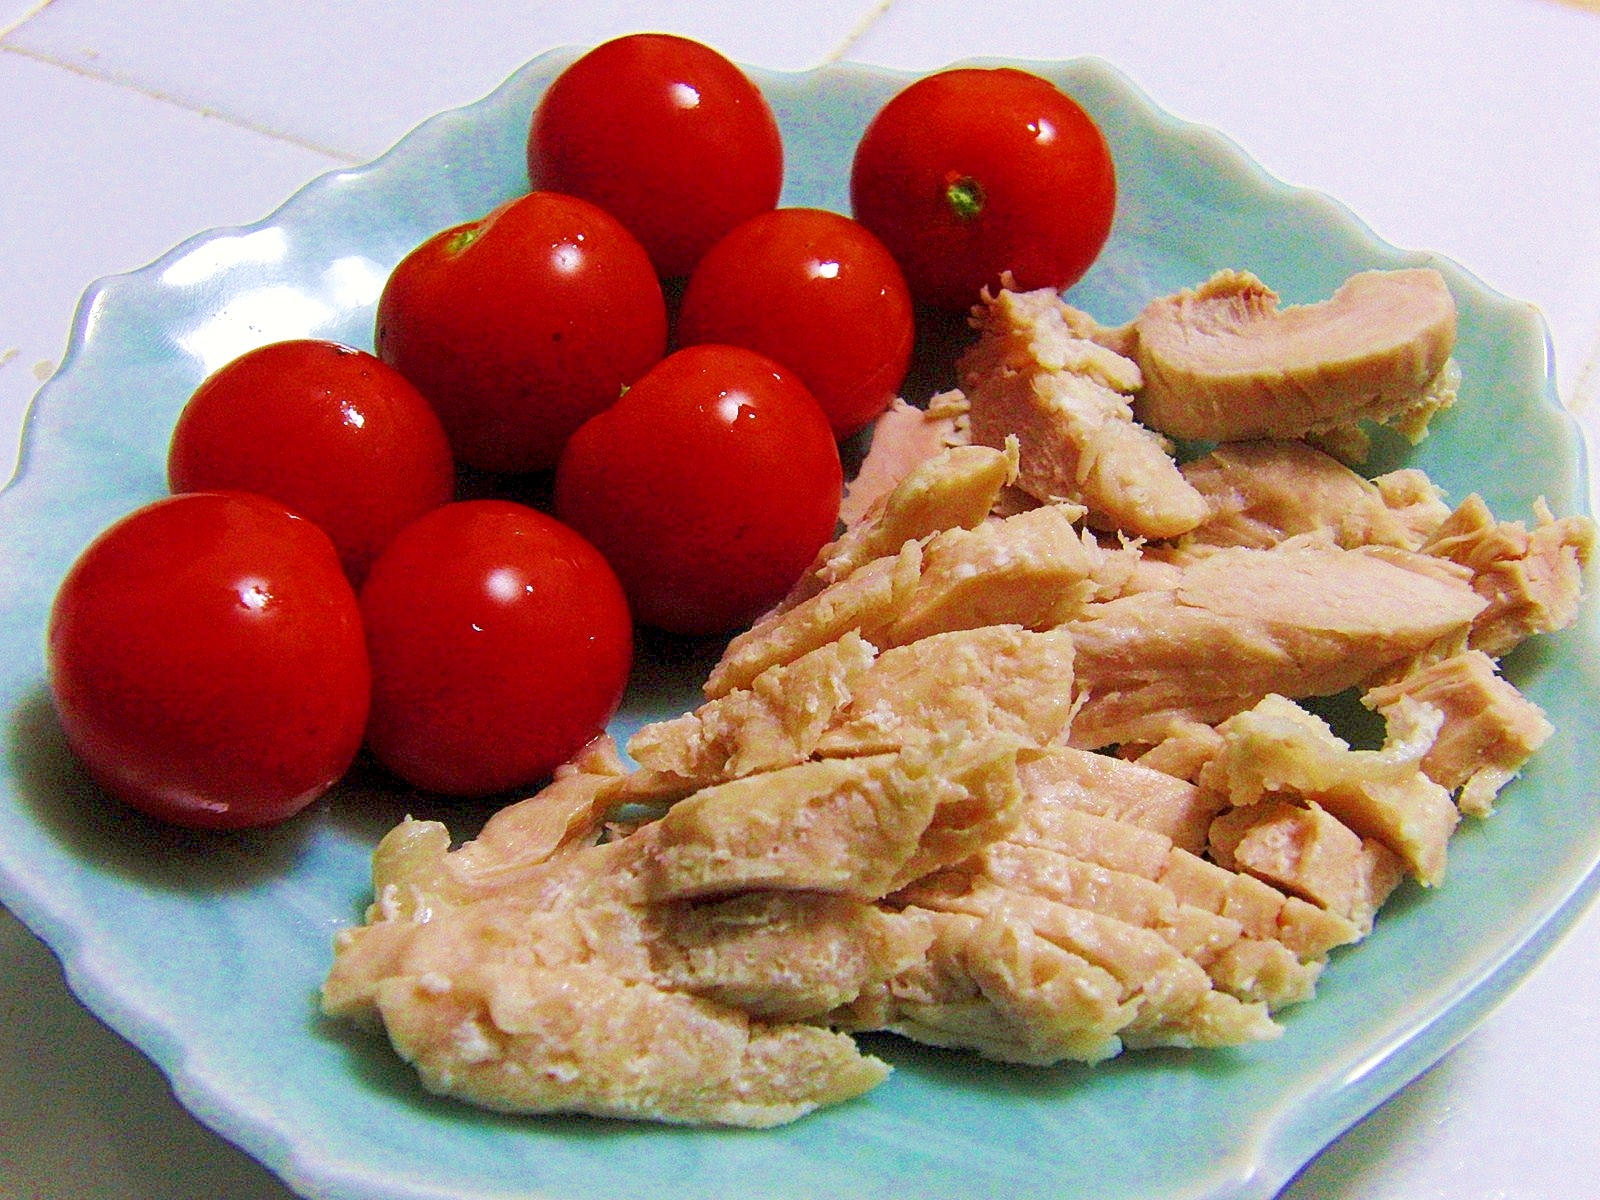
[3,2,1600,1197]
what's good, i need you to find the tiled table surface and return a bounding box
[3,1,1599,1196]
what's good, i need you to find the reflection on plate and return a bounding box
[1,50,1597,1200]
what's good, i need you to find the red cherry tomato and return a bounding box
[375,190,666,474]
[850,67,1117,312]
[676,207,914,439]
[359,500,633,797]
[554,344,843,637]
[527,33,784,279]
[46,492,370,830]
[167,339,455,585]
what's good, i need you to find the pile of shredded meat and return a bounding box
[323,267,1594,1128]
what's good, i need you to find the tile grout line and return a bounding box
[0,0,56,41]
[0,41,361,163]
[823,0,897,62]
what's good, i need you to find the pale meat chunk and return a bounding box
[1180,440,1450,552]
[888,503,1103,644]
[1015,745,1224,855]
[904,880,1278,1049]
[959,286,1208,539]
[375,962,888,1128]
[1210,800,1406,933]
[1201,694,1459,885]
[653,891,933,1022]
[628,632,877,785]
[932,842,1321,1008]
[706,541,921,699]
[835,907,1136,1065]
[817,441,1019,591]
[838,392,970,528]
[1364,650,1554,816]
[1066,542,1487,747]
[640,736,1022,903]
[329,873,918,1127]
[1422,493,1596,656]
[1128,268,1458,450]
[816,626,1079,757]
[710,504,1118,702]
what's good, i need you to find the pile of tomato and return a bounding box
[46,33,1117,830]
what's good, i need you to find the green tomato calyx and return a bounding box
[945,174,986,222]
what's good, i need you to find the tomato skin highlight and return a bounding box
[528,33,784,279]
[359,500,633,797]
[676,207,914,439]
[46,492,370,830]
[167,338,455,585]
[375,190,666,474]
[850,67,1117,312]
[554,344,843,638]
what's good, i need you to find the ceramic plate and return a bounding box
[1,51,1597,1200]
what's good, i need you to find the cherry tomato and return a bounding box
[553,344,842,637]
[46,492,370,830]
[676,207,914,439]
[167,339,455,585]
[359,500,633,797]
[850,67,1117,312]
[375,190,666,474]
[527,33,784,279]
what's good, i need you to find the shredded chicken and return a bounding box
[1126,268,1459,455]
[325,266,1593,1129]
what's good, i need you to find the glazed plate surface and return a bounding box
[0,50,1596,1200]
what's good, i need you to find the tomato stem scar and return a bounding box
[945,174,986,221]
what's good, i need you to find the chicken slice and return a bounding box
[707,541,921,699]
[816,440,1019,593]
[1066,542,1487,747]
[838,391,970,529]
[1180,439,1451,553]
[834,907,1135,1065]
[959,286,1208,539]
[1127,268,1458,451]
[1200,694,1459,885]
[1422,493,1596,656]
[628,632,877,786]
[1364,649,1553,816]
[816,626,1078,758]
[1209,800,1407,933]
[1015,745,1224,856]
[374,962,888,1128]
[640,735,1022,903]
[887,503,1103,644]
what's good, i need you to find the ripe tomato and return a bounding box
[553,344,842,637]
[375,190,666,474]
[850,67,1117,312]
[46,492,370,830]
[359,500,633,797]
[527,33,784,279]
[167,339,455,585]
[676,207,914,439]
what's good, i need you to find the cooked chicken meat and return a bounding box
[960,286,1209,539]
[1126,268,1458,452]
[325,263,1592,1131]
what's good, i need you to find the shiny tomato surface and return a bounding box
[676,207,914,439]
[527,33,784,279]
[359,500,633,797]
[850,67,1117,312]
[46,492,370,829]
[554,344,843,637]
[167,339,455,585]
[375,190,666,474]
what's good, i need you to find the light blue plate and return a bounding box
[1,51,1597,1200]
